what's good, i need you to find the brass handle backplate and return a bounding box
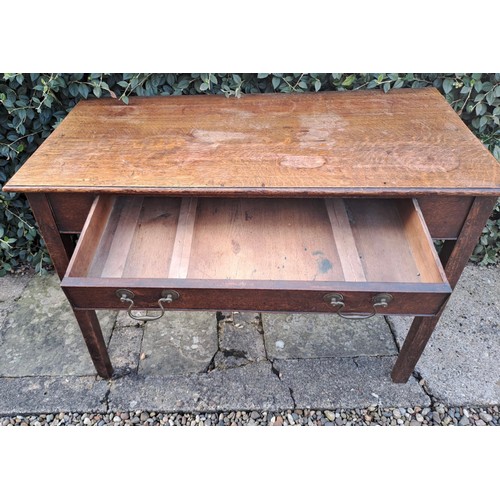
[115,289,180,322]
[324,292,393,320]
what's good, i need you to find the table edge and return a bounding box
[4,185,500,197]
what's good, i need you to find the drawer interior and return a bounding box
[66,196,448,286]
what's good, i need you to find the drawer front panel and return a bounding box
[63,284,449,316]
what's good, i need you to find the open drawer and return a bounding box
[61,196,451,317]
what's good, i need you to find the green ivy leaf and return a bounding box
[476,103,487,116]
[443,78,454,94]
[342,74,355,87]
[79,84,89,99]
[0,72,498,272]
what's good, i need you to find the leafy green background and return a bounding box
[1,73,499,276]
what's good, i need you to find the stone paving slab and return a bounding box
[274,357,430,409]
[0,376,108,415]
[388,265,500,406]
[215,311,266,369]
[263,313,397,359]
[0,265,498,414]
[0,309,7,340]
[108,325,144,375]
[0,273,32,336]
[0,272,32,303]
[139,311,218,376]
[109,361,293,412]
[0,274,116,377]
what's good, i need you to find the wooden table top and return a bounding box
[5,87,500,196]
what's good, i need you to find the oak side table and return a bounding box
[4,88,499,383]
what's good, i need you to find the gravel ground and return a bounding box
[1,404,498,426]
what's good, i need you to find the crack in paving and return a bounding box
[205,352,218,373]
[222,349,247,359]
[263,317,299,409]
[136,323,146,375]
[269,358,297,409]
[410,369,437,405]
[384,315,402,352]
[260,314,274,364]
[101,383,111,412]
[106,318,116,350]
[350,353,401,369]
[267,353,398,364]
[270,359,282,379]
[255,313,265,335]
[213,311,297,409]
[383,315,437,404]
[204,311,224,373]
[207,311,266,372]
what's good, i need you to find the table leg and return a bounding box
[27,193,114,378]
[391,196,498,383]
[73,309,114,378]
[391,316,441,383]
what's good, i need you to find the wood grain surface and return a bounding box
[47,193,95,233]
[5,88,499,196]
[64,283,450,316]
[324,199,366,281]
[66,195,115,278]
[168,197,198,279]
[26,194,71,279]
[416,196,474,239]
[188,198,343,281]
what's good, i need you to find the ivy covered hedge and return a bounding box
[1,73,499,275]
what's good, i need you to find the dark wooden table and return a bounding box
[4,88,499,382]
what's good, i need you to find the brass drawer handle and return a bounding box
[115,289,180,322]
[324,293,393,320]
